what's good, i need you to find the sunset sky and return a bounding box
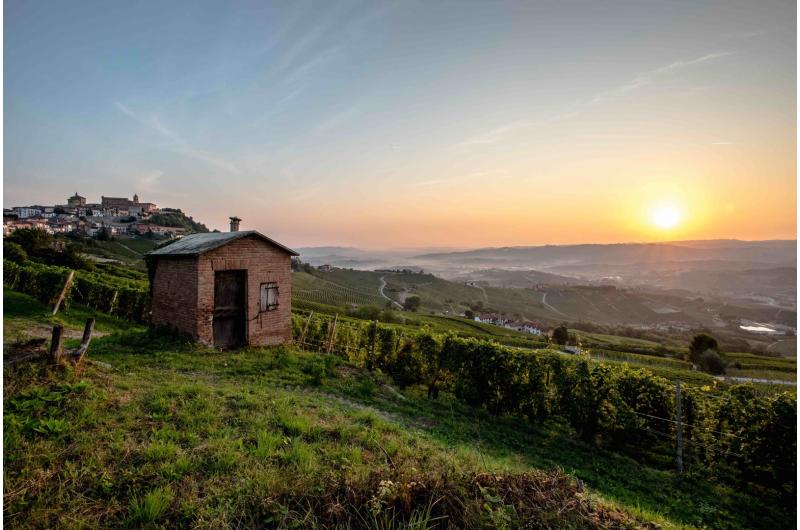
[5,0,796,248]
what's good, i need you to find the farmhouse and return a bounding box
[145,218,298,348]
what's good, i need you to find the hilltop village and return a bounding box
[3,192,196,238]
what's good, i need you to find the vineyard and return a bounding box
[3,260,149,323]
[291,309,796,515]
[292,271,387,307]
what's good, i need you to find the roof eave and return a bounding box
[146,230,299,257]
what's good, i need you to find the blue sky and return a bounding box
[4,0,796,247]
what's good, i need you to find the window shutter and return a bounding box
[260,282,279,311]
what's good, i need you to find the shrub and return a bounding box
[698,349,726,374]
[689,333,719,363]
[403,296,421,312]
[4,241,28,263]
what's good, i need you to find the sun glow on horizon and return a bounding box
[650,204,682,230]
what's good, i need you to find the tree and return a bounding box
[7,227,53,255]
[689,333,719,363]
[3,241,28,263]
[403,296,421,312]
[698,349,726,374]
[464,309,474,320]
[552,325,569,345]
[95,226,113,241]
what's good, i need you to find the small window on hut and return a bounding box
[260,282,279,311]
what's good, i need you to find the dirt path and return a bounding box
[713,375,796,386]
[378,276,403,309]
[473,283,489,303]
[542,292,566,316]
[4,319,109,344]
[766,338,795,356]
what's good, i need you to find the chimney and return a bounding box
[229,216,241,232]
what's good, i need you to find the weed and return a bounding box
[127,486,174,525]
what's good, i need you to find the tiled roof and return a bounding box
[147,230,299,257]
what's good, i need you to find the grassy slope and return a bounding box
[3,291,792,529]
[115,236,161,255]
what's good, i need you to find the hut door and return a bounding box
[213,270,246,348]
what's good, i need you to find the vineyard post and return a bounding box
[675,379,684,473]
[109,291,119,314]
[49,325,65,363]
[52,270,75,316]
[326,314,338,353]
[369,321,378,369]
[298,311,314,348]
[71,318,95,365]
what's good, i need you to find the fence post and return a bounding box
[52,270,75,316]
[49,326,65,363]
[71,318,95,365]
[675,379,684,473]
[298,311,314,347]
[326,314,338,353]
[109,290,119,314]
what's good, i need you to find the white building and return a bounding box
[13,206,42,218]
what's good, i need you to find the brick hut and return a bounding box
[145,218,298,348]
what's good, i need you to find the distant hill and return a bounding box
[414,240,797,267]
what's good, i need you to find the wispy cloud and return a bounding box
[590,52,733,104]
[115,102,240,173]
[458,121,534,146]
[314,104,361,133]
[711,141,737,145]
[413,169,510,187]
[138,169,163,190]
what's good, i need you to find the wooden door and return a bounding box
[213,270,246,348]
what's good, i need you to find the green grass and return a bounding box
[115,235,161,255]
[3,290,794,529]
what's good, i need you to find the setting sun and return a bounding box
[651,205,681,229]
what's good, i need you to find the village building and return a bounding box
[101,196,134,210]
[146,218,298,348]
[4,217,49,234]
[101,193,158,214]
[67,192,86,207]
[13,206,42,218]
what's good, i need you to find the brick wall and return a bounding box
[150,256,199,338]
[197,235,293,346]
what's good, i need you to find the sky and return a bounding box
[4,0,796,248]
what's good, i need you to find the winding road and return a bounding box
[378,276,403,309]
[542,292,566,316]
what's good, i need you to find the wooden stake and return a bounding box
[71,318,95,365]
[326,314,339,353]
[298,311,314,347]
[109,290,119,314]
[49,326,65,363]
[52,270,75,316]
[675,379,684,473]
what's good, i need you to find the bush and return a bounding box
[552,325,569,345]
[4,241,28,263]
[689,333,719,363]
[697,349,726,374]
[403,296,421,312]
